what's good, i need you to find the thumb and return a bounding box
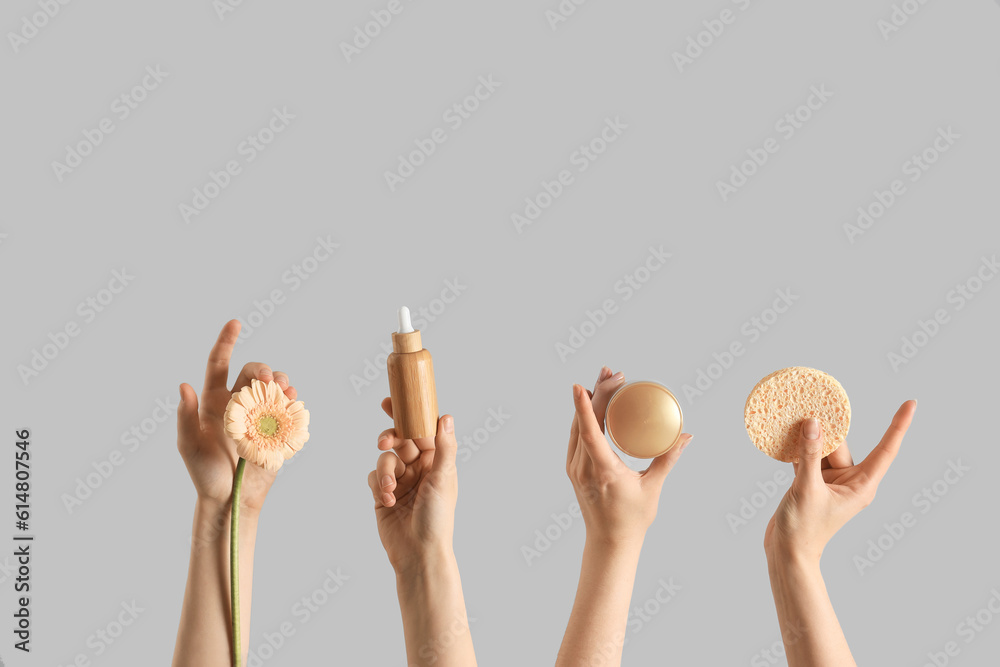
[430,414,458,475]
[794,418,825,487]
[177,383,201,452]
[643,434,693,489]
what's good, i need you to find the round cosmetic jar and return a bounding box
[605,381,684,459]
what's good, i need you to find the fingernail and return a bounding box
[573,384,582,399]
[803,418,820,440]
[381,475,393,488]
[377,434,389,446]
[260,370,272,379]
[443,416,454,433]
[611,372,625,383]
[382,493,394,505]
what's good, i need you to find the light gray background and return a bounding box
[2,1,999,665]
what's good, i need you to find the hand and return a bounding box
[176,319,300,514]
[764,400,917,563]
[567,367,694,545]
[367,398,459,574]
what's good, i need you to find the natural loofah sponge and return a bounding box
[744,367,851,463]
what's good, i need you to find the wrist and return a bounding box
[585,528,646,554]
[766,541,822,574]
[394,545,459,600]
[195,493,263,519]
[191,497,259,546]
[583,531,645,567]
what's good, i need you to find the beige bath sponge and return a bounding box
[744,367,850,463]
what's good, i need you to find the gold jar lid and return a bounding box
[606,381,684,459]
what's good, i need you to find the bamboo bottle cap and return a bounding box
[392,306,422,352]
[605,381,683,459]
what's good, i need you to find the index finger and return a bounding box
[567,412,580,471]
[203,320,241,394]
[379,398,425,463]
[858,400,917,484]
[378,427,420,465]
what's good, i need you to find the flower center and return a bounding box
[257,414,280,437]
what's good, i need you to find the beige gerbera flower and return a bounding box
[224,379,309,472]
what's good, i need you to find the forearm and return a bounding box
[556,535,644,667]
[395,546,477,667]
[173,499,260,667]
[766,549,855,667]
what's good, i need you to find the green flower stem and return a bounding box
[231,457,247,667]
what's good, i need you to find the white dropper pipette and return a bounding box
[398,306,415,333]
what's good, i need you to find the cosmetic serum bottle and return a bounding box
[387,306,439,439]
